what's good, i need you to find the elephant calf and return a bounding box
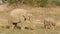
[44,18,56,29]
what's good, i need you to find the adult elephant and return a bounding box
[8,8,32,30]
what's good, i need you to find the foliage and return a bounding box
[7,0,60,7]
[39,0,48,7]
[52,0,60,6]
[7,0,19,5]
[7,0,48,7]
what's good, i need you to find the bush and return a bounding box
[40,0,48,7]
[7,0,48,7]
[23,0,36,6]
[7,0,19,5]
[52,0,60,6]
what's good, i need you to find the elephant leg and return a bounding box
[20,16,25,30]
[12,23,17,29]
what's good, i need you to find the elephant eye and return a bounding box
[24,18,26,21]
[22,15,26,21]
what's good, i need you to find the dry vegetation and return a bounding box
[0,4,60,34]
[0,0,60,33]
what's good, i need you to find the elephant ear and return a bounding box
[10,8,28,22]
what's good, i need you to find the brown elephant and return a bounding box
[8,8,32,30]
[44,17,56,29]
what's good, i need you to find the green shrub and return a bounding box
[7,0,60,7]
[52,0,60,6]
[23,0,35,6]
[7,0,49,7]
[7,0,19,5]
[36,0,41,6]
[40,0,48,7]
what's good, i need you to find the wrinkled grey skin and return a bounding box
[44,18,56,29]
